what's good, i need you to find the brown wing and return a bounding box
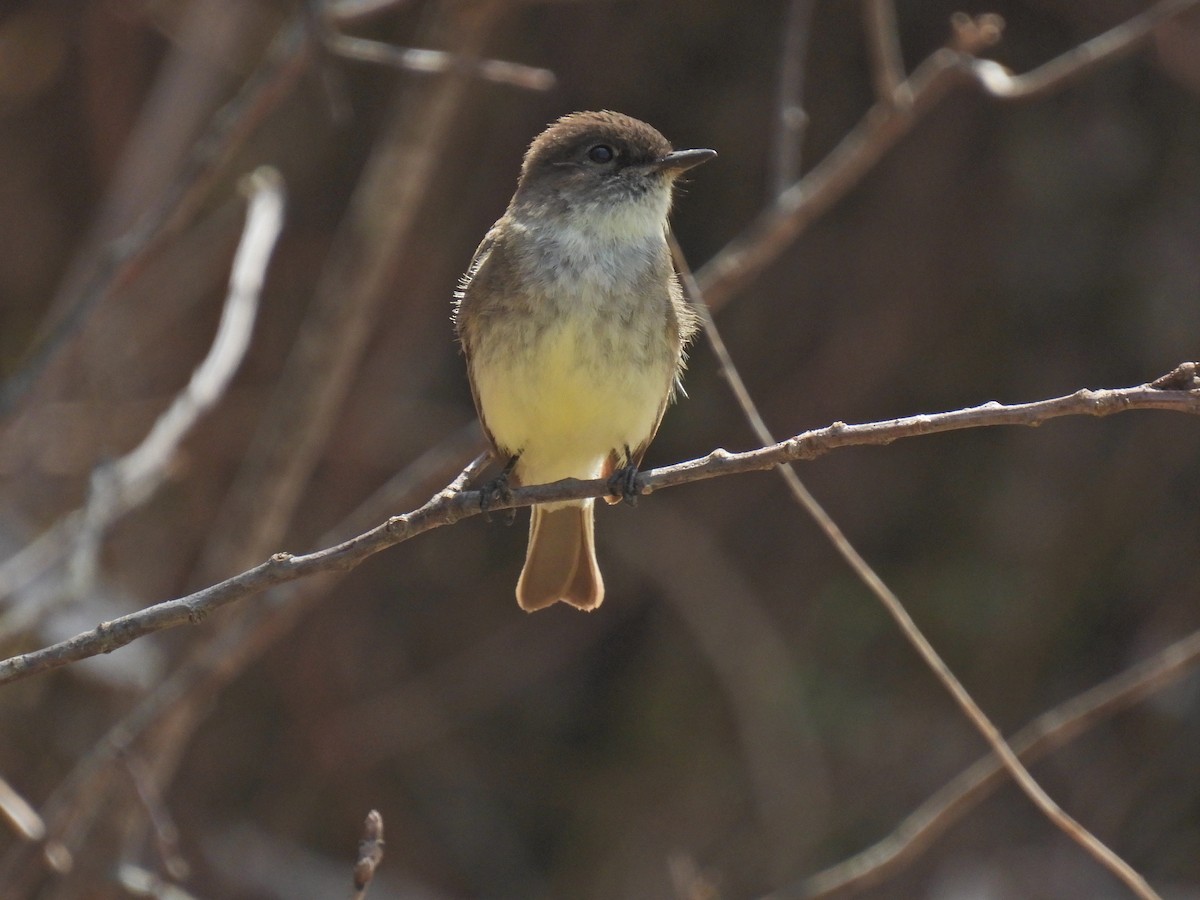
[600,267,696,503]
[454,228,507,461]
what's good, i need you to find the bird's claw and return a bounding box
[607,464,640,507]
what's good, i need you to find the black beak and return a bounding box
[651,148,718,174]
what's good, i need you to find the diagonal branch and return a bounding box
[0,1,555,419]
[70,168,285,591]
[672,234,1171,897]
[961,0,1200,99]
[0,366,1196,687]
[791,625,1200,898]
[0,170,284,629]
[695,0,1200,314]
[0,432,488,887]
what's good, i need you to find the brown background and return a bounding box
[1,1,1199,897]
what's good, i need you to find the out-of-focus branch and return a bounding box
[0,169,281,643]
[0,171,283,623]
[612,506,831,876]
[195,0,506,582]
[674,232,1164,896]
[0,772,44,843]
[350,810,385,900]
[783,625,1200,899]
[324,34,556,89]
[770,0,816,194]
[120,753,188,882]
[115,863,201,900]
[0,0,554,419]
[862,0,910,106]
[695,0,1200,313]
[0,17,305,419]
[0,429,486,888]
[962,0,1199,99]
[947,12,1005,56]
[1,367,1196,687]
[69,168,284,591]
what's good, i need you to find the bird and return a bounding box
[453,110,715,611]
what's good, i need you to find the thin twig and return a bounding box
[350,810,385,899]
[694,0,1200,313]
[0,368,1196,688]
[0,23,308,418]
[674,237,1165,898]
[862,0,910,106]
[0,0,555,418]
[0,434,487,887]
[69,168,284,593]
[195,0,505,583]
[0,772,44,842]
[770,0,816,194]
[792,626,1200,898]
[964,0,1199,100]
[121,753,188,881]
[325,33,556,90]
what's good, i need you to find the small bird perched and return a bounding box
[453,111,715,612]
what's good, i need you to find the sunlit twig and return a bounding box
[1,366,1196,689]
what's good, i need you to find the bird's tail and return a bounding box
[516,501,604,612]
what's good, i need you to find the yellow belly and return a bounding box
[472,319,672,486]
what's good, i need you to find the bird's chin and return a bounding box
[580,187,673,241]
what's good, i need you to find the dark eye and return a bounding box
[587,144,615,164]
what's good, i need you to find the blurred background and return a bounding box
[1,0,1199,897]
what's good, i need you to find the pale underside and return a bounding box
[461,199,686,502]
[471,313,675,495]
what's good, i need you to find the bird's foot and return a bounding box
[480,455,518,525]
[606,462,641,507]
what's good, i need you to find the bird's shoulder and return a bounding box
[454,219,532,325]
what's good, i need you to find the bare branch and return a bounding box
[195,0,507,582]
[69,168,283,591]
[673,236,1167,897]
[324,33,556,90]
[787,625,1200,898]
[0,772,44,842]
[963,0,1198,99]
[695,0,1200,313]
[0,22,307,418]
[0,369,1195,688]
[862,0,910,106]
[770,0,816,194]
[350,810,385,899]
[121,753,188,882]
[0,435,487,891]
